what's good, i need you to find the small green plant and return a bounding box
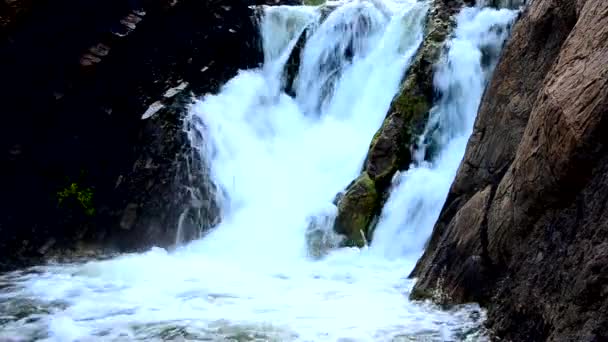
[57,182,95,216]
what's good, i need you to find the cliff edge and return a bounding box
[411,0,608,340]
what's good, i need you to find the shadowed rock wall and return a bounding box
[411,0,608,340]
[0,0,293,271]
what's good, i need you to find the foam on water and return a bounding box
[0,2,517,341]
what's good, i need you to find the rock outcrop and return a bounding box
[333,0,475,246]
[410,0,608,340]
[334,172,379,246]
[0,0,287,271]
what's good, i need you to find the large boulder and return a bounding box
[333,0,472,246]
[334,172,379,247]
[410,0,608,340]
[0,0,285,271]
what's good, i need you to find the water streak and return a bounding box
[371,6,517,260]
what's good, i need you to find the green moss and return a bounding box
[358,169,376,190]
[343,236,365,248]
[366,92,426,184]
[393,90,430,147]
[336,172,379,247]
[369,128,382,150]
[303,0,325,5]
[394,91,428,122]
[362,119,387,171]
[57,182,95,216]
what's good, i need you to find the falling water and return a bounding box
[0,2,517,341]
[371,5,517,261]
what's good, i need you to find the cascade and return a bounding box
[0,2,517,341]
[371,5,517,261]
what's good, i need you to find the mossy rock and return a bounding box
[393,92,428,121]
[361,0,450,189]
[331,0,462,247]
[363,92,429,188]
[364,114,406,187]
[393,91,430,139]
[333,172,379,247]
[303,0,325,5]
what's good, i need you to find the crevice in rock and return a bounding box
[477,162,510,304]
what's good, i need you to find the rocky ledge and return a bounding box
[410,0,608,340]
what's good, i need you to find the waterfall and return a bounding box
[0,2,517,341]
[371,6,517,262]
[185,0,427,264]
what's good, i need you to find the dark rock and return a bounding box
[411,185,492,303]
[284,24,309,97]
[411,0,608,340]
[365,93,428,187]
[332,191,344,206]
[0,0,288,272]
[334,172,378,247]
[484,0,527,9]
[119,203,139,230]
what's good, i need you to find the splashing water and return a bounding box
[0,2,517,341]
[371,6,517,260]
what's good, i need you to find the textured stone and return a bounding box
[411,0,608,340]
[334,172,379,247]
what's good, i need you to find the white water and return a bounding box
[0,2,517,341]
[371,5,517,260]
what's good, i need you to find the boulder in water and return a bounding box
[334,172,379,247]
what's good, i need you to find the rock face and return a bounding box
[411,0,608,340]
[333,0,474,246]
[0,0,285,271]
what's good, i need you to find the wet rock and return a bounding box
[303,0,324,5]
[365,93,428,187]
[119,203,138,230]
[481,0,528,9]
[411,185,492,303]
[332,191,344,206]
[0,0,288,271]
[411,0,608,340]
[333,0,468,243]
[334,172,378,247]
[284,24,309,97]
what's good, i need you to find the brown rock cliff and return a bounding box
[411,0,608,340]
